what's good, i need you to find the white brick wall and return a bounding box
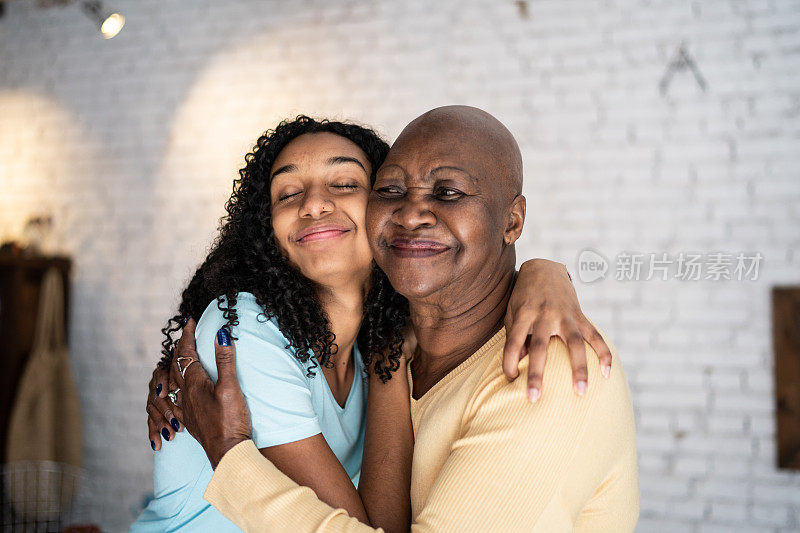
[1,0,799,530]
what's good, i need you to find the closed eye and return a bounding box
[278,191,302,202]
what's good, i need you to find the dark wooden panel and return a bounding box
[773,286,800,470]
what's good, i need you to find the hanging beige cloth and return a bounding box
[5,267,83,519]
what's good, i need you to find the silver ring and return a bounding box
[176,357,198,379]
[168,388,180,405]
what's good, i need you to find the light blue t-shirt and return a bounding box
[131,292,367,532]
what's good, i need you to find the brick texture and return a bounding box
[1,0,799,531]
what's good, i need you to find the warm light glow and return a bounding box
[0,90,97,246]
[100,13,124,39]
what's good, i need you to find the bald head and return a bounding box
[366,105,527,304]
[395,105,523,199]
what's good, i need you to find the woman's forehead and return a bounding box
[272,132,371,174]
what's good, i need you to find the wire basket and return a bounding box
[1,461,96,532]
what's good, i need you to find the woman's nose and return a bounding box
[391,195,436,230]
[299,189,334,218]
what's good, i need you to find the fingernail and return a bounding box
[155,383,162,396]
[528,387,540,403]
[576,381,587,396]
[217,328,231,346]
[161,428,170,441]
[171,418,180,432]
[602,365,611,378]
[150,440,156,451]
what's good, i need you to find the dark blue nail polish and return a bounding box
[151,440,156,450]
[171,418,180,431]
[161,428,170,441]
[217,328,231,346]
[155,383,162,396]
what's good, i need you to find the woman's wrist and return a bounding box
[520,258,571,280]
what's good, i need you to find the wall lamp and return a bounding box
[81,0,124,39]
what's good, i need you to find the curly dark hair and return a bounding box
[159,116,408,382]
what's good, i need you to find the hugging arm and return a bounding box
[170,320,410,533]
[148,258,606,446]
[504,258,614,399]
[357,334,414,532]
[196,333,637,532]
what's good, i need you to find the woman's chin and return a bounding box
[381,272,445,301]
[298,257,373,288]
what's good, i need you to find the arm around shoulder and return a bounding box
[203,327,638,533]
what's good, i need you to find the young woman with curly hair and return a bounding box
[133,116,609,532]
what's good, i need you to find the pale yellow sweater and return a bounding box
[205,327,639,532]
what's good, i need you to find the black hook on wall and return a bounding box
[659,42,708,96]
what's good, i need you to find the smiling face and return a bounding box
[366,106,525,304]
[270,132,374,289]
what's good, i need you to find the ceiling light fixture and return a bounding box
[81,0,124,39]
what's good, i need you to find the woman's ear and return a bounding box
[504,194,526,245]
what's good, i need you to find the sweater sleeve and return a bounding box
[205,336,638,533]
[204,439,375,533]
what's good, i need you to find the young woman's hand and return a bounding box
[503,258,613,402]
[167,320,252,468]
